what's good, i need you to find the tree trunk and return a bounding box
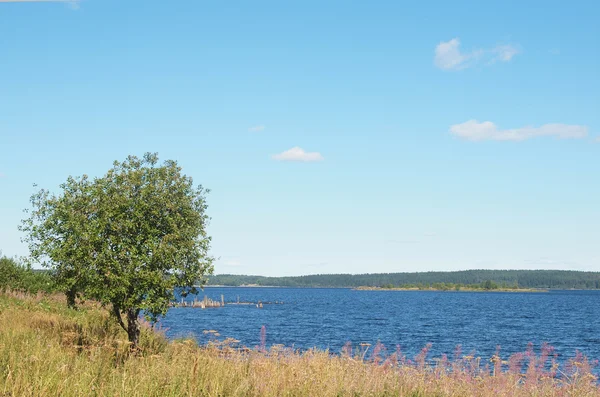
[126,308,140,348]
[65,288,77,309]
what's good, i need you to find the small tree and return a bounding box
[20,153,214,347]
[482,280,498,290]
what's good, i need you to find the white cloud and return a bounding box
[272,147,324,162]
[249,125,265,132]
[435,38,475,70]
[434,38,519,70]
[450,120,588,141]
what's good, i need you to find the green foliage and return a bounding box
[0,254,54,293]
[208,270,600,289]
[20,153,214,345]
[482,280,498,290]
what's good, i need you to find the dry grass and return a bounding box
[1,289,599,397]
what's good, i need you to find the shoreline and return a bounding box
[203,285,551,292]
[353,286,548,292]
[2,290,598,396]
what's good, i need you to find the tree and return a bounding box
[482,280,498,290]
[20,153,214,347]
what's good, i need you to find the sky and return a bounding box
[0,0,598,276]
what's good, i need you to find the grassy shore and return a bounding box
[1,289,598,396]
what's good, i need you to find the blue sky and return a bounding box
[0,0,598,276]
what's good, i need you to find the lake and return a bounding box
[161,287,600,364]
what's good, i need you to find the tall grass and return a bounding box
[1,289,599,397]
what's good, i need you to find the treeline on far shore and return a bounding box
[357,280,541,291]
[5,254,600,292]
[207,269,600,290]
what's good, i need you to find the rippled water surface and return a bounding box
[160,288,600,362]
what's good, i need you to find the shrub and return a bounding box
[0,253,54,293]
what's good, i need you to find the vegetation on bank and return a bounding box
[0,254,54,293]
[208,269,600,289]
[1,289,599,397]
[355,281,547,292]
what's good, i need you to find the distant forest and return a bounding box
[207,270,600,289]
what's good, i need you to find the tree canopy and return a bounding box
[20,153,214,346]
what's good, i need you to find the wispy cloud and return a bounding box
[491,44,519,63]
[249,125,265,132]
[450,120,588,141]
[434,38,478,70]
[434,38,520,71]
[272,147,324,162]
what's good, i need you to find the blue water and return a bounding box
[160,287,600,363]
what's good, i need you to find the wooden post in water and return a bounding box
[221,294,224,306]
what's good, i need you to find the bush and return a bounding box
[0,253,55,293]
